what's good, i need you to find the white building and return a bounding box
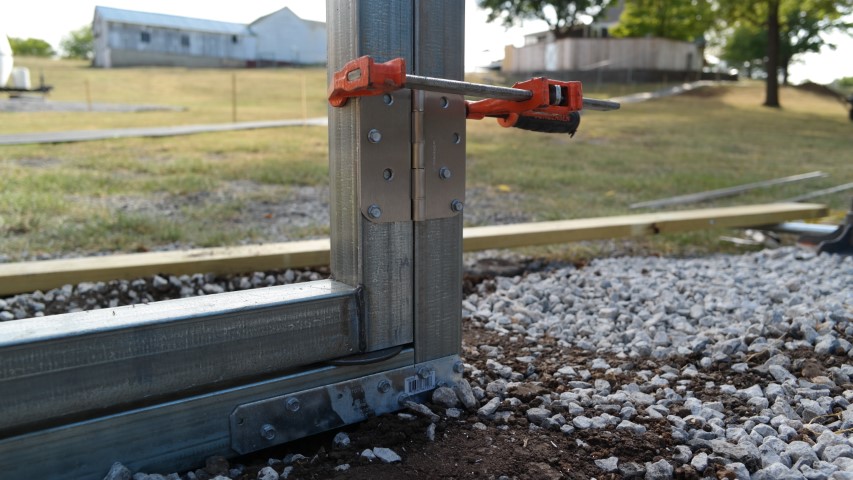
[92,6,326,68]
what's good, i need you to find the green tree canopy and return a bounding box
[8,37,55,57]
[718,0,852,108]
[60,25,93,60]
[479,0,613,38]
[722,7,844,85]
[610,0,715,42]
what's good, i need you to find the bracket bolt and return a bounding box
[453,361,465,374]
[451,200,464,212]
[367,129,382,143]
[260,424,277,441]
[439,167,452,180]
[378,379,392,393]
[367,204,382,219]
[286,398,301,412]
[418,367,431,380]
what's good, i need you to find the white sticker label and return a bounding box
[404,370,436,395]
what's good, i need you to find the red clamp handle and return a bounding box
[466,78,583,131]
[328,56,406,107]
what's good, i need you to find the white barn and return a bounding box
[92,6,326,68]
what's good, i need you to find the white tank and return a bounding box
[0,33,13,88]
[10,67,30,89]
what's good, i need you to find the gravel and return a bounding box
[6,246,853,479]
[459,246,852,479]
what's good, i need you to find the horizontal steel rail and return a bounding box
[0,280,361,436]
[0,349,424,479]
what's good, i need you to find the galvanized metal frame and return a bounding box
[0,1,465,477]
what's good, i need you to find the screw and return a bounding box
[451,200,463,212]
[383,94,394,105]
[440,97,449,108]
[286,397,301,412]
[377,379,391,393]
[383,168,394,181]
[367,129,382,143]
[367,204,382,219]
[418,367,431,380]
[439,167,452,180]
[260,424,276,441]
[453,361,465,374]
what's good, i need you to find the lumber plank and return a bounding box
[0,239,331,296]
[462,203,827,251]
[0,203,827,296]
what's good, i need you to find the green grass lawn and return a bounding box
[1,59,851,261]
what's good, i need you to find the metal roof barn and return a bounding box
[92,6,326,68]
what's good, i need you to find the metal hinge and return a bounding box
[411,90,465,222]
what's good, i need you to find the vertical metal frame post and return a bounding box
[328,0,415,352]
[327,0,465,360]
[412,0,465,362]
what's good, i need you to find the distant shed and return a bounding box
[250,8,326,66]
[92,6,326,68]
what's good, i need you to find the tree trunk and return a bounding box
[764,0,781,107]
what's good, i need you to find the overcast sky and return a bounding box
[2,0,850,83]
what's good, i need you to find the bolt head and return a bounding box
[451,200,464,212]
[367,129,382,143]
[453,361,465,374]
[439,167,452,180]
[286,397,301,412]
[378,379,392,393]
[418,367,431,380]
[367,204,382,219]
[260,424,277,440]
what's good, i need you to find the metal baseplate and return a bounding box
[0,351,461,479]
[230,354,461,454]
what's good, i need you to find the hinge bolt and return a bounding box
[367,129,382,143]
[451,200,464,212]
[286,397,301,412]
[439,167,452,180]
[378,379,391,393]
[260,424,277,441]
[367,204,382,219]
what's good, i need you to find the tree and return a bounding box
[723,8,848,85]
[718,0,852,108]
[610,0,716,42]
[60,25,93,60]
[8,37,55,57]
[479,0,613,38]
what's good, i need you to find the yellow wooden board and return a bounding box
[0,203,828,296]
